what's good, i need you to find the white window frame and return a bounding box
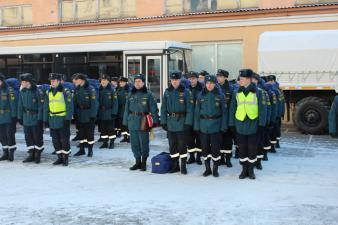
[189,41,243,74]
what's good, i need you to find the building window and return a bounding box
[60,0,136,22]
[0,5,32,27]
[191,42,243,79]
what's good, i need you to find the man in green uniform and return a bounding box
[194,75,228,177]
[123,74,159,171]
[18,73,45,164]
[0,74,17,162]
[98,74,118,149]
[117,77,130,142]
[161,71,194,174]
[43,73,73,166]
[229,69,267,179]
[73,73,98,157]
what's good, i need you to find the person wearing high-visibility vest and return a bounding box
[229,69,267,179]
[43,73,73,166]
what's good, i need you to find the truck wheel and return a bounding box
[293,97,329,134]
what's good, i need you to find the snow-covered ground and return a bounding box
[0,127,338,225]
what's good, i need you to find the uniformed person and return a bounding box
[123,74,159,171]
[0,74,18,162]
[194,75,228,177]
[329,96,338,138]
[117,77,130,142]
[186,71,203,165]
[161,72,194,174]
[73,73,98,157]
[98,74,118,149]
[198,70,208,83]
[43,73,73,166]
[216,69,234,168]
[229,69,267,179]
[111,77,119,89]
[18,73,45,164]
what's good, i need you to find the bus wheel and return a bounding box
[293,97,329,135]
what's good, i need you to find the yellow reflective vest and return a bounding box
[49,91,66,116]
[235,92,258,121]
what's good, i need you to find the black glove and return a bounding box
[330,133,336,138]
[162,124,168,131]
[44,121,49,128]
[184,124,193,132]
[64,120,70,128]
[18,119,23,125]
[257,126,265,133]
[11,117,17,124]
[37,120,43,128]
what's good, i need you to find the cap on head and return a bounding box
[119,77,128,82]
[99,74,111,81]
[216,69,229,77]
[266,75,276,82]
[205,75,217,83]
[20,73,34,82]
[170,71,182,80]
[199,70,209,77]
[134,74,145,82]
[252,72,260,81]
[72,73,88,80]
[48,73,62,81]
[187,71,198,78]
[239,69,253,78]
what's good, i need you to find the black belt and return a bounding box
[100,106,112,110]
[129,111,148,116]
[200,115,221,120]
[23,108,38,114]
[0,109,10,114]
[50,111,66,115]
[77,105,91,110]
[168,112,186,117]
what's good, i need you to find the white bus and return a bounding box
[0,40,192,102]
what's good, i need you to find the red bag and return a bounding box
[147,114,153,128]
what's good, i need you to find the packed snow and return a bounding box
[0,126,338,225]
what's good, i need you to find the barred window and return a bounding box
[1,5,32,27]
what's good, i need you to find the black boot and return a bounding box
[23,149,35,163]
[263,151,269,161]
[225,154,233,168]
[212,160,219,177]
[169,158,180,173]
[8,149,15,162]
[248,165,256,180]
[256,159,263,170]
[99,140,108,149]
[140,156,148,171]
[51,151,56,155]
[130,157,141,170]
[203,159,212,177]
[276,140,280,148]
[109,139,115,149]
[219,153,226,165]
[0,149,9,161]
[53,154,63,165]
[35,150,42,164]
[235,147,239,159]
[196,152,202,165]
[269,144,277,153]
[120,135,129,143]
[239,165,248,179]
[97,137,104,143]
[72,133,80,141]
[62,154,69,166]
[87,145,93,157]
[74,144,85,156]
[186,153,195,164]
[181,158,187,175]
